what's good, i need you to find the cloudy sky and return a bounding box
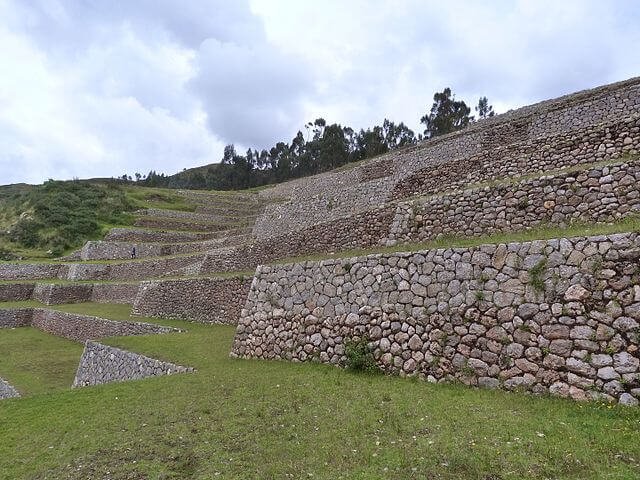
[1,0,639,185]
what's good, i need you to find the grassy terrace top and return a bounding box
[0,302,639,478]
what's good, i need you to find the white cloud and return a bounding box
[1,0,639,184]
[190,38,312,148]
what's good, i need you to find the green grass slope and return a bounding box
[0,304,638,479]
[0,181,201,260]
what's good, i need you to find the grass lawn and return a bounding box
[0,327,83,395]
[0,304,639,479]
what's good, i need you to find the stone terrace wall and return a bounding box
[90,283,139,304]
[137,207,243,223]
[199,206,395,274]
[0,378,20,400]
[253,174,391,240]
[0,308,32,328]
[64,254,205,281]
[30,309,178,343]
[32,283,93,305]
[133,216,243,232]
[0,263,66,280]
[386,159,640,245]
[392,116,640,200]
[80,235,250,260]
[0,283,34,301]
[73,341,194,387]
[0,282,137,304]
[254,78,640,239]
[104,227,249,243]
[232,232,640,405]
[132,276,252,324]
[203,156,640,274]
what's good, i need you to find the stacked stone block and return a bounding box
[31,309,179,342]
[0,308,32,328]
[0,307,179,342]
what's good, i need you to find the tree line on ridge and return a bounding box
[135,89,495,191]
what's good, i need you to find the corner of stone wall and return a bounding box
[0,377,20,400]
[72,341,195,387]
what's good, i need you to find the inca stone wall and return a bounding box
[198,206,395,275]
[90,283,139,304]
[133,216,239,232]
[0,283,34,301]
[385,159,640,245]
[0,308,32,328]
[137,207,243,223]
[32,283,94,304]
[0,281,137,304]
[31,309,178,342]
[80,234,250,260]
[232,232,640,405]
[64,254,206,281]
[0,307,178,342]
[391,116,640,200]
[0,263,66,280]
[0,377,20,400]
[132,276,252,324]
[104,227,249,243]
[253,78,640,240]
[73,341,194,387]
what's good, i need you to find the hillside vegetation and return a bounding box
[0,180,195,260]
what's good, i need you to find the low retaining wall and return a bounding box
[0,282,138,305]
[391,115,640,200]
[0,308,32,328]
[104,227,250,243]
[386,159,640,245]
[232,232,640,405]
[0,283,34,301]
[132,276,252,324]
[73,341,194,387]
[79,234,250,260]
[31,309,178,343]
[0,263,67,280]
[199,206,395,274]
[65,254,205,281]
[0,378,20,400]
[90,283,139,304]
[0,307,178,342]
[32,283,93,305]
[133,216,245,232]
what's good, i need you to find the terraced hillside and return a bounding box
[2,77,640,479]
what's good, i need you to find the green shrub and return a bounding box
[10,218,41,247]
[344,337,380,374]
[3,180,136,256]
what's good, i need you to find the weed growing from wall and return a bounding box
[344,337,380,374]
[528,258,548,292]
